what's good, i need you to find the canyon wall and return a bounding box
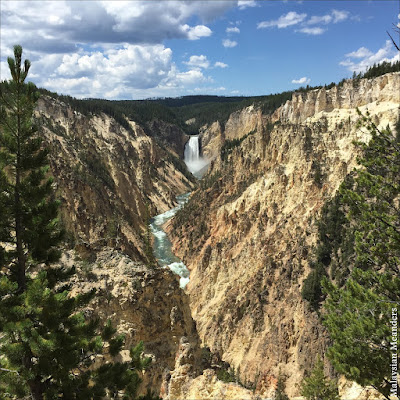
[59,248,201,395]
[170,72,400,397]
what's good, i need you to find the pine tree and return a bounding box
[0,46,154,399]
[0,45,63,292]
[322,111,400,398]
[300,358,340,400]
[274,372,289,400]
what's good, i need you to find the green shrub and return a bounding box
[301,265,326,310]
[217,367,236,383]
[300,358,339,400]
[220,130,256,161]
[274,373,289,400]
[311,160,324,188]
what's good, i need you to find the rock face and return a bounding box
[169,72,400,397]
[224,105,263,141]
[62,248,201,394]
[199,121,223,161]
[36,96,195,262]
[274,73,398,124]
[146,119,189,157]
[162,334,256,400]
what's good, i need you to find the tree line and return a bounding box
[34,59,399,139]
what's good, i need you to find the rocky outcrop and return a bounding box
[64,247,257,399]
[200,72,399,165]
[61,248,201,395]
[146,119,189,158]
[199,105,265,165]
[168,72,400,397]
[36,96,195,261]
[224,105,264,141]
[163,337,255,400]
[199,121,223,161]
[274,72,399,124]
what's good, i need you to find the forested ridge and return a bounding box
[35,60,399,136]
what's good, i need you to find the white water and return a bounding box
[150,193,190,289]
[184,136,209,177]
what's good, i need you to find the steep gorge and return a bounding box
[30,72,399,399]
[36,95,195,262]
[34,96,204,395]
[168,72,400,397]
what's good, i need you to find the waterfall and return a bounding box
[184,136,200,163]
[184,135,208,177]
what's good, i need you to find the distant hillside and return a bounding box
[36,60,399,136]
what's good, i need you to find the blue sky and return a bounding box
[1,0,398,99]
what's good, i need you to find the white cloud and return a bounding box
[340,40,399,73]
[193,86,226,93]
[258,11,307,29]
[307,15,332,25]
[0,61,11,81]
[215,61,228,68]
[332,9,349,23]
[172,69,210,87]
[182,24,213,40]
[238,1,258,10]
[48,15,65,25]
[0,1,236,98]
[306,9,349,26]
[226,26,240,34]
[184,55,210,69]
[43,45,173,94]
[0,1,225,53]
[18,44,210,99]
[298,27,326,35]
[296,9,350,35]
[222,39,238,48]
[257,8,350,35]
[292,77,310,84]
[43,77,92,96]
[345,47,373,58]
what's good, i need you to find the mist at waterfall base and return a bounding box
[184,136,209,178]
[150,193,190,289]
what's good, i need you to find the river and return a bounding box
[150,193,190,289]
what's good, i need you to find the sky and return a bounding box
[0,0,399,100]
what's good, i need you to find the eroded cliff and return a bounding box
[169,72,400,397]
[55,248,200,395]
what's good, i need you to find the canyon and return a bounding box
[36,72,399,399]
